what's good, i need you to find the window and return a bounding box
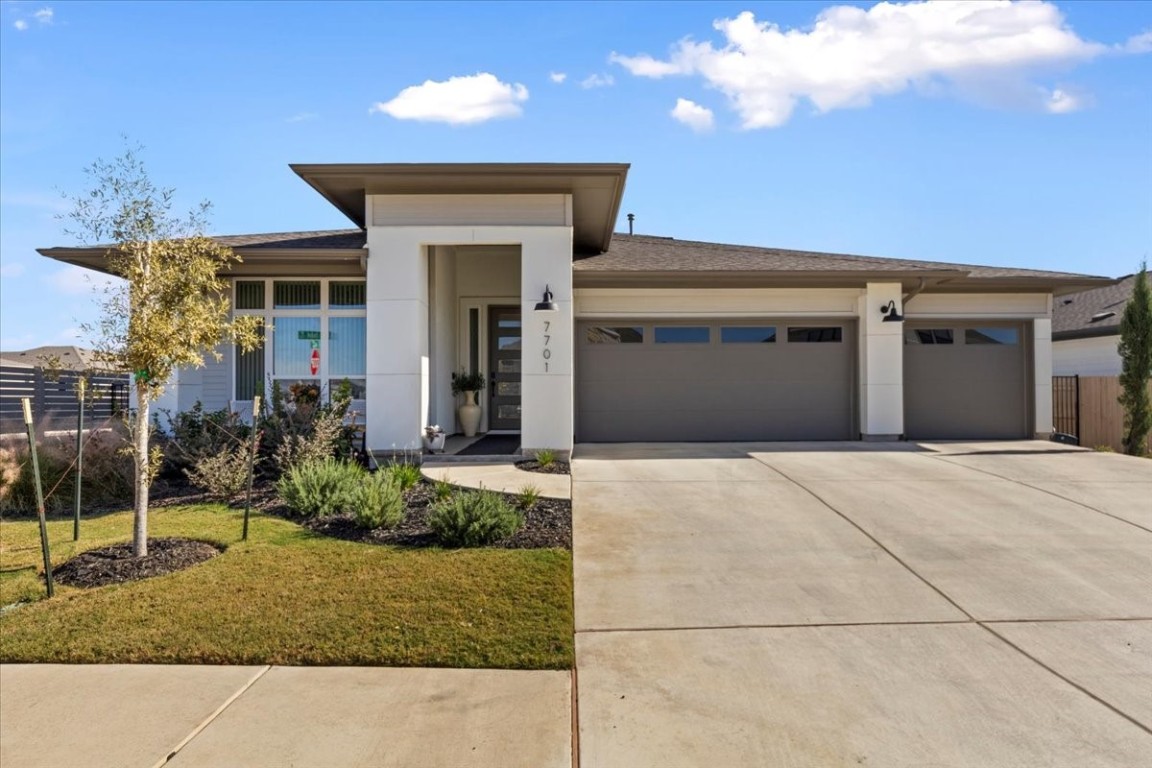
[721,326,777,344]
[586,326,644,344]
[655,326,709,344]
[274,281,321,309]
[788,327,842,343]
[234,279,367,405]
[904,328,954,345]
[965,327,1019,345]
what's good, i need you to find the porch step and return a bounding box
[421,454,521,465]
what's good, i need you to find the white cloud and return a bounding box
[33,7,54,24]
[0,262,27,278]
[1122,30,1152,54]
[610,2,1128,128]
[13,19,28,31]
[580,73,615,89]
[48,266,118,296]
[1044,88,1083,114]
[371,73,529,125]
[285,112,318,123]
[670,98,715,132]
[549,71,567,84]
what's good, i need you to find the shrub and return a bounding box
[186,439,256,500]
[516,484,541,509]
[276,458,364,519]
[273,409,346,474]
[432,477,453,502]
[0,427,134,515]
[534,448,556,467]
[428,488,523,547]
[351,472,405,530]
[160,402,250,478]
[260,380,360,476]
[383,462,422,492]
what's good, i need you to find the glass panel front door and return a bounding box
[488,306,521,431]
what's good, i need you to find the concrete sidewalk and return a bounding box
[0,665,572,768]
[422,460,571,499]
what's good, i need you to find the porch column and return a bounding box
[365,228,429,452]
[520,227,575,455]
[1033,318,1054,437]
[860,282,904,440]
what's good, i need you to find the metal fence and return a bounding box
[0,365,129,433]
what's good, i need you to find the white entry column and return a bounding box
[1033,317,1054,437]
[520,227,575,455]
[365,227,429,452]
[860,282,905,439]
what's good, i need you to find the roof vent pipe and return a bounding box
[627,213,634,235]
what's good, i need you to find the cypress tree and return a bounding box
[1118,263,1152,455]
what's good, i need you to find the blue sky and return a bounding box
[2,0,1150,350]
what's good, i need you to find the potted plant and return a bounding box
[451,369,487,437]
[423,424,446,453]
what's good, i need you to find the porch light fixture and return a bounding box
[534,285,558,312]
[880,300,904,323]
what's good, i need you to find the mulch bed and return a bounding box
[54,537,223,589]
[514,460,571,476]
[304,482,572,550]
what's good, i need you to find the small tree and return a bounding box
[1118,263,1152,456]
[64,144,261,556]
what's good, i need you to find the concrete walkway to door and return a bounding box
[572,441,1152,767]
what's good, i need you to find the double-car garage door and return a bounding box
[577,319,855,442]
[576,318,1030,442]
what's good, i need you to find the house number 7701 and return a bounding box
[543,321,551,372]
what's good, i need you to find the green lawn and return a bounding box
[0,506,572,669]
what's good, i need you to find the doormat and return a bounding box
[455,434,521,456]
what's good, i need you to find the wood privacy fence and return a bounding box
[1052,375,1152,453]
[0,365,130,434]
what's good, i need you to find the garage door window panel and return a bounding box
[721,327,777,344]
[905,328,954,345]
[586,326,644,344]
[787,327,843,343]
[655,326,710,344]
[965,328,1019,345]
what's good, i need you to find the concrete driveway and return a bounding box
[572,441,1152,767]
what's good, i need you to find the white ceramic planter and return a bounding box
[423,432,446,453]
[458,391,481,437]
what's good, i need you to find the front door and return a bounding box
[488,306,522,431]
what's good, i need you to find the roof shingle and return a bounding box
[1052,273,1138,338]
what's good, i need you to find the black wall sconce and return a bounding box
[880,300,904,323]
[534,285,558,312]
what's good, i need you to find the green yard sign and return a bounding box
[297,330,321,340]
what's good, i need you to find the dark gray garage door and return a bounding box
[904,322,1030,440]
[577,320,855,442]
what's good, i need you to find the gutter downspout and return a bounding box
[903,278,928,307]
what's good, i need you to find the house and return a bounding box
[38,163,1111,453]
[1052,274,1138,376]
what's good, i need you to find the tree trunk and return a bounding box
[133,384,150,557]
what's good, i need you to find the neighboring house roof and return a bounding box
[1052,273,1138,340]
[39,229,1111,294]
[0,345,118,372]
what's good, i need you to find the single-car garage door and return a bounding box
[577,320,855,442]
[903,322,1029,440]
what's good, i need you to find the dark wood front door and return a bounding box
[488,306,522,431]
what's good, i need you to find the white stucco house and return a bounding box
[39,163,1111,453]
[1052,274,1137,376]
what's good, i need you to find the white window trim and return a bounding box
[232,279,367,414]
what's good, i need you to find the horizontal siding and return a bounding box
[1053,336,1121,376]
[370,194,568,227]
[199,345,231,412]
[906,293,1049,317]
[575,288,861,317]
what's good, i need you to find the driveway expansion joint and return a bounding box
[746,453,977,622]
[152,664,271,768]
[918,453,1152,535]
[977,623,1152,736]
